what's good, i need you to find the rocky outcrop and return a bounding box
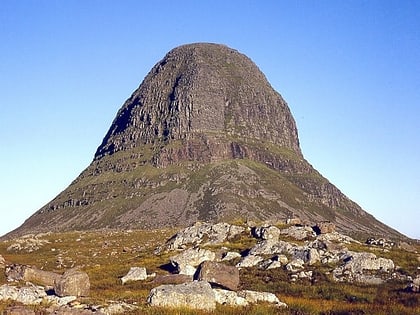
[147,281,216,311]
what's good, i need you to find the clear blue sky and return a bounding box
[1,1,419,238]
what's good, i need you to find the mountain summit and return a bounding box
[6,43,403,239]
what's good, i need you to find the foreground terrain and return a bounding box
[0,221,419,314]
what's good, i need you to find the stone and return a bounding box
[407,275,420,292]
[0,284,46,305]
[147,281,216,311]
[164,222,245,251]
[0,254,5,268]
[280,226,316,240]
[315,222,336,234]
[236,255,264,268]
[221,251,242,261]
[54,269,90,297]
[238,290,287,307]
[121,267,147,284]
[213,289,248,306]
[170,247,216,275]
[291,248,320,265]
[342,252,394,273]
[265,260,282,270]
[249,240,293,256]
[196,261,240,291]
[252,225,280,241]
[5,264,61,286]
[285,259,305,272]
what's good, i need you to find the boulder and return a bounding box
[170,247,215,275]
[280,226,316,240]
[121,267,147,284]
[285,259,305,272]
[213,289,248,306]
[221,251,242,261]
[236,255,264,268]
[252,225,280,241]
[342,252,394,273]
[5,264,61,286]
[407,275,420,292]
[315,222,336,234]
[147,281,216,311]
[0,284,46,305]
[54,269,90,297]
[249,240,293,256]
[164,222,245,250]
[238,290,287,307]
[196,261,239,291]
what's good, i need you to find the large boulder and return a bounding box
[54,269,90,297]
[195,261,239,291]
[252,225,280,241]
[238,290,287,307]
[121,267,147,284]
[5,264,61,286]
[213,289,248,306]
[0,284,46,305]
[147,281,216,311]
[170,247,216,275]
[164,222,245,250]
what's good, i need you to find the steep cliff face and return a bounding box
[95,43,300,159]
[5,43,404,240]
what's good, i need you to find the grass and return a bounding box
[1,226,419,315]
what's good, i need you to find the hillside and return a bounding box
[4,43,405,240]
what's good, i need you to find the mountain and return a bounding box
[5,43,404,240]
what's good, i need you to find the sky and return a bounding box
[0,1,419,239]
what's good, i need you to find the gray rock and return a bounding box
[170,247,216,275]
[342,252,394,273]
[213,289,249,306]
[196,261,239,291]
[280,226,316,240]
[249,240,293,256]
[5,264,61,286]
[147,281,216,310]
[54,269,90,297]
[164,222,245,250]
[285,259,305,272]
[238,290,287,307]
[236,255,264,268]
[253,225,280,241]
[0,284,46,305]
[315,222,336,234]
[221,251,242,261]
[121,267,147,284]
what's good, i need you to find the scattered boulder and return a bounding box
[221,251,242,261]
[170,247,215,275]
[285,259,305,272]
[213,288,248,306]
[252,225,280,241]
[280,226,316,240]
[121,267,147,284]
[0,283,46,305]
[54,269,90,297]
[195,261,239,291]
[407,275,420,292]
[164,222,245,251]
[238,290,287,307]
[236,255,264,268]
[5,264,61,286]
[147,281,216,311]
[314,222,336,234]
[366,238,395,248]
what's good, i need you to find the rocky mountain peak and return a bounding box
[95,43,300,159]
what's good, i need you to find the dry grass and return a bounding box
[1,229,419,315]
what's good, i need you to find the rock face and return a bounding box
[5,43,404,241]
